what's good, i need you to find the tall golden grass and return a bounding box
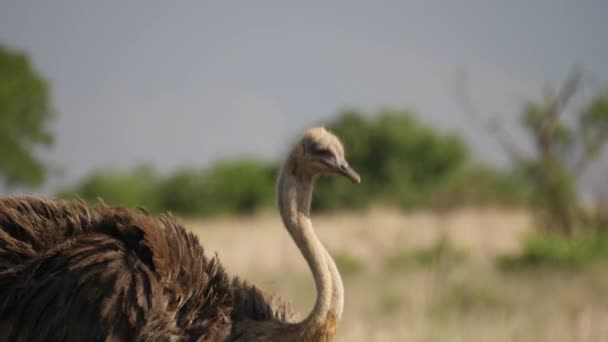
[186,208,608,342]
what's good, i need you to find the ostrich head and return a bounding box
[289,126,360,184]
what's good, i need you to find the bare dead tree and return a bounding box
[456,70,608,235]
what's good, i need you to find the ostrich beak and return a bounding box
[336,159,361,184]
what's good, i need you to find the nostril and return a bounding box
[339,162,350,171]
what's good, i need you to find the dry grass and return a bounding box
[185,207,608,342]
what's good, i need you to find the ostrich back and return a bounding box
[0,196,293,342]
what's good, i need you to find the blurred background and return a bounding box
[1,1,608,341]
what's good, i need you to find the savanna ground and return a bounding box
[186,208,608,342]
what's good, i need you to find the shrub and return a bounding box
[57,109,529,215]
[313,109,469,210]
[156,168,211,215]
[426,164,531,209]
[191,159,275,215]
[497,232,608,269]
[58,160,276,217]
[56,164,161,212]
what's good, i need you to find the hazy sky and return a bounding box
[0,1,607,191]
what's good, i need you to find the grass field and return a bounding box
[185,207,608,342]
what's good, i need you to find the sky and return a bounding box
[0,1,607,193]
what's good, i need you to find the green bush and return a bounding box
[313,109,470,210]
[156,168,211,215]
[58,160,275,216]
[427,164,531,209]
[56,164,161,212]
[185,159,275,215]
[156,160,275,216]
[498,232,608,269]
[57,109,529,215]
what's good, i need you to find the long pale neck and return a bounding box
[276,165,333,325]
[325,249,344,319]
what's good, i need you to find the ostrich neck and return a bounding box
[276,166,343,327]
[325,249,344,319]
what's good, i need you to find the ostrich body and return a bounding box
[0,127,360,341]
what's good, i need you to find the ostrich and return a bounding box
[0,127,360,341]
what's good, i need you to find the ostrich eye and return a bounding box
[310,146,333,157]
[303,140,333,158]
[305,143,332,158]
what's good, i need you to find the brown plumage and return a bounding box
[0,127,359,341]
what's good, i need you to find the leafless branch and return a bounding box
[553,69,583,115]
[454,72,529,163]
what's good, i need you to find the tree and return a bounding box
[313,109,469,210]
[459,71,608,235]
[158,159,276,215]
[57,164,162,212]
[0,44,55,188]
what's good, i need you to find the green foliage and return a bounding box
[507,77,608,234]
[56,164,162,212]
[204,160,276,214]
[58,160,275,216]
[58,109,528,215]
[0,44,55,187]
[158,160,275,215]
[580,90,608,159]
[313,109,470,210]
[427,164,531,209]
[498,232,608,269]
[156,168,209,215]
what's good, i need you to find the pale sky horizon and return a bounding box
[0,1,607,194]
